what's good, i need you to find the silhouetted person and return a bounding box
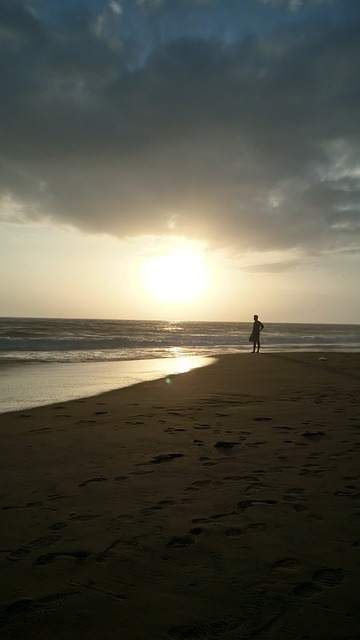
[250,314,264,353]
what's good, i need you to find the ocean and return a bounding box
[1,317,360,413]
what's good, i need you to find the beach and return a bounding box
[0,357,215,414]
[1,352,360,639]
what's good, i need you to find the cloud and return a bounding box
[240,260,299,273]
[1,0,360,256]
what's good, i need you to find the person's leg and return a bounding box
[256,339,260,353]
[252,340,256,353]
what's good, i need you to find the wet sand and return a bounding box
[0,356,214,413]
[1,352,360,639]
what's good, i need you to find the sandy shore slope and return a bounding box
[1,353,360,639]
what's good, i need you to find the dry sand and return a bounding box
[1,352,360,639]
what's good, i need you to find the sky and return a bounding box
[1,0,360,323]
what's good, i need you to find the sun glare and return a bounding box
[143,249,208,303]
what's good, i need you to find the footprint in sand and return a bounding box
[283,488,305,502]
[78,477,107,487]
[166,535,196,548]
[7,548,31,561]
[293,567,345,599]
[137,453,184,465]
[192,517,212,524]
[7,536,61,561]
[189,527,204,536]
[141,500,175,516]
[149,453,184,464]
[214,441,240,449]
[0,592,79,628]
[271,558,303,572]
[302,430,326,440]
[209,511,237,521]
[238,499,277,511]
[313,568,344,588]
[34,551,90,565]
[30,536,61,550]
[192,480,212,487]
[292,503,309,512]
[48,494,72,502]
[335,487,360,498]
[70,514,100,522]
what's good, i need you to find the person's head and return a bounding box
[254,314,258,320]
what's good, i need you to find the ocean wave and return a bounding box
[1,318,360,362]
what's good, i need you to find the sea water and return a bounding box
[1,317,360,412]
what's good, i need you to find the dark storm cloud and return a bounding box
[1,0,360,253]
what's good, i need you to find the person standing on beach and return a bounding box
[249,315,264,353]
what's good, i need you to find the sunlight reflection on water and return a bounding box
[0,356,216,414]
[173,357,194,373]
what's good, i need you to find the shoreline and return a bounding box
[1,352,360,638]
[0,355,216,415]
[0,349,353,415]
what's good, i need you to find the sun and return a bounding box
[143,249,208,303]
